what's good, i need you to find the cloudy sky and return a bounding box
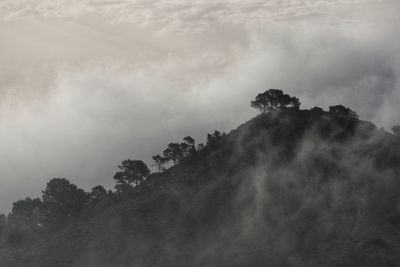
[0,0,399,212]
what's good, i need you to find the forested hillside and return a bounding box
[1,90,400,267]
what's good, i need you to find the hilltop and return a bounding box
[1,99,400,266]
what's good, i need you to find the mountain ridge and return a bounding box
[1,106,400,267]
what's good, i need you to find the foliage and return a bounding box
[160,136,197,166]
[206,130,224,147]
[251,89,300,113]
[328,105,358,118]
[152,154,167,172]
[42,178,88,225]
[9,198,43,229]
[310,106,324,113]
[114,160,150,194]
[163,143,183,165]
[89,185,108,204]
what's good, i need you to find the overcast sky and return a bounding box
[0,0,399,212]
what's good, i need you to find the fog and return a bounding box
[0,0,399,212]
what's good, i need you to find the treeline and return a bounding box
[0,129,226,247]
[1,89,399,248]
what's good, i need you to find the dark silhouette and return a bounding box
[114,160,150,194]
[206,130,223,147]
[42,178,87,225]
[251,89,300,113]
[328,104,358,118]
[310,106,324,113]
[9,198,43,231]
[163,143,184,165]
[183,136,196,156]
[2,92,400,267]
[89,185,108,203]
[162,136,197,165]
[152,154,167,172]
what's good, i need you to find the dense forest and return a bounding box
[1,89,400,267]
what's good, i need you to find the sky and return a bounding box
[0,0,399,213]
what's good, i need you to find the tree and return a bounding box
[163,143,184,165]
[392,125,400,135]
[152,154,167,172]
[9,198,44,230]
[310,106,324,113]
[42,178,88,225]
[183,136,195,148]
[251,89,300,113]
[183,136,196,157]
[114,160,150,194]
[158,136,197,168]
[89,185,108,203]
[207,131,223,146]
[328,105,358,118]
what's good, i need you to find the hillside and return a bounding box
[1,107,400,267]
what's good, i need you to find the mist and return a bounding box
[0,0,399,213]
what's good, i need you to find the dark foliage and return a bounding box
[152,154,167,173]
[329,105,359,119]
[251,89,300,113]
[160,136,197,166]
[114,160,150,194]
[42,178,88,227]
[89,186,108,204]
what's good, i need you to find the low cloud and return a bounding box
[0,0,399,212]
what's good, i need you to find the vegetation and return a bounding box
[113,160,150,194]
[1,89,400,267]
[329,104,359,118]
[251,89,300,113]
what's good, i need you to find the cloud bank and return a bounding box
[0,0,399,212]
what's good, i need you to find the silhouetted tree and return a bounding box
[42,178,87,224]
[163,143,184,165]
[310,106,324,113]
[182,136,196,157]
[328,105,358,118]
[89,185,108,203]
[9,198,43,229]
[207,131,223,147]
[392,125,400,135]
[183,136,195,148]
[180,142,189,158]
[159,137,197,167]
[152,154,167,172]
[114,160,150,194]
[251,89,300,113]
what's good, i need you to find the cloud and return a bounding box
[0,0,399,212]
[0,0,381,31]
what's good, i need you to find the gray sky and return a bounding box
[0,0,399,212]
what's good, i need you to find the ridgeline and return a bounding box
[1,90,400,267]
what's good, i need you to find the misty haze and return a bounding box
[1,1,400,266]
